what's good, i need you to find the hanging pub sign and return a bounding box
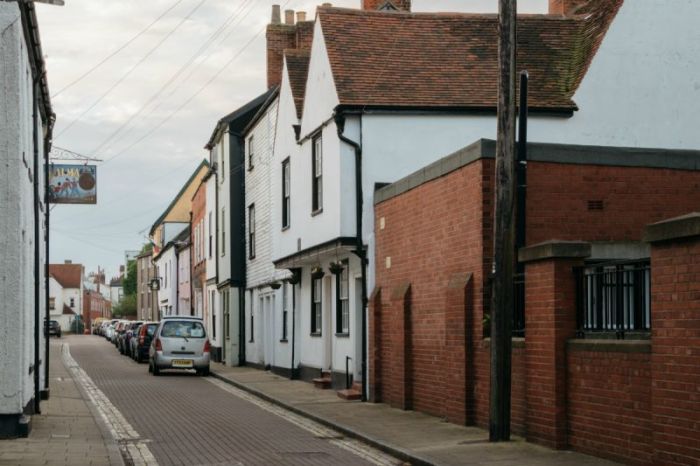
[48,164,97,204]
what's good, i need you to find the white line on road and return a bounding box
[61,343,159,466]
[205,377,402,466]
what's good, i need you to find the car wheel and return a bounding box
[148,362,152,373]
[152,364,160,376]
[198,366,210,377]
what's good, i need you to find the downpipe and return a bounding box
[43,112,55,399]
[32,76,41,415]
[334,112,368,402]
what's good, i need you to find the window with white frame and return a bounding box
[311,277,322,334]
[312,136,323,212]
[282,158,290,229]
[282,284,289,341]
[220,141,225,183]
[248,135,254,170]
[70,297,75,308]
[336,261,349,334]
[208,212,213,258]
[248,204,256,259]
[221,208,226,256]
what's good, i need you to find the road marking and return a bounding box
[205,377,402,466]
[61,343,158,466]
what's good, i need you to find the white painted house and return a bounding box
[48,263,84,332]
[204,166,221,360]
[0,0,53,437]
[269,0,700,397]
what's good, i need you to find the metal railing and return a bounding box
[575,260,651,338]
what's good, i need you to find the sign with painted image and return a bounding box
[49,164,97,204]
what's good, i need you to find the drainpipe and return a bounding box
[32,76,41,415]
[43,112,54,399]
[189,211,194,316]
[334,112,368,402]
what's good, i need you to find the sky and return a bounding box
[38,0,548,280]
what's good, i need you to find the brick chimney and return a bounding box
[267,5,296,88]
[361,0,411,11]
[549,0,590,15]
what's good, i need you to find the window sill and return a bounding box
[281,225,290,232]
[567,338,651,353]
[279,339,288,343]
[311,208,323,217]
[310,332,322,338]
[335,333,350,338]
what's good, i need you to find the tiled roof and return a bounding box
[317,3,623,111]
[49,264,82,289]
[285,49,311,119]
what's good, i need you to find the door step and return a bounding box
[337,388,361,401]
[313,371,332,389]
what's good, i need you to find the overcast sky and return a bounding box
[37,0,548,280]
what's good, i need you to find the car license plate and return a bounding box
[172,359,193,368]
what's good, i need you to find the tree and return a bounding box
[123,259,137,296]
[113,294,136,318]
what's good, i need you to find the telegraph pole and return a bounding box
[490,0,517,442]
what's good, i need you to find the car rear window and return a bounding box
[146,324,158,336]
[160,321,205,338]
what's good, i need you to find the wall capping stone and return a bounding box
[567,339,651,354]
[644,212,700,243]
[518,241,591,263]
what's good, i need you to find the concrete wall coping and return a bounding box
[518,241,591,263]
[567,339,651,354]
[643,212,700,243]
[374,139,700,205]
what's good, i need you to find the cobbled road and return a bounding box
[67,335,395,466]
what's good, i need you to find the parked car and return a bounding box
[131,322,158,363]
[112,320,127,345]
[104,319,118,340]
[120,322,143,356]
[114,320,131,349]
[149,316,210,376]
[45,320,61,338]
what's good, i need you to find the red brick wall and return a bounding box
[527,163,700,245]
[374,159,492,421]
[567,348,653,465]
[650,238,700,466]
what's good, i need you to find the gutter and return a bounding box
[334,111,368,402]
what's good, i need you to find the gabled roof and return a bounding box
[49,264,82,289]
[149,159,209,236]
[316,3,623,112]
[62,304,76,315]
[285,49,311,119]
[242,86,280,136]
[204,88,279,150]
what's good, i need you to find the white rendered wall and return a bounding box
[154,247,177,317]
[205,174,217,281]
[177,246,191,315]
[0,2,47,415]
[216,135,231,284]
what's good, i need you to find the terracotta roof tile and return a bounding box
[317,3,623,111]
[285,49,311,118]
[49,264,82,289]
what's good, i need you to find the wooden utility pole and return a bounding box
[490,0,517,442]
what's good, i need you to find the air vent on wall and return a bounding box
[587,200,604,211]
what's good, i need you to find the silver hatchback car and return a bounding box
[149,316,210,376]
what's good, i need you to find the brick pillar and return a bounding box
[519,241,591,449]
[390,283,411,410]
[368,288,382,402]
[443,273,473,425]
[645,214,700,465]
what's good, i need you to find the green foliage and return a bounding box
[113,294,137,318]
[123,259,137,296]
[141,242,153,254]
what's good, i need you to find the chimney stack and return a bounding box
[65,260,72,264]
[548,0,589,15]
[285,9,295,25]
[271,4,281,24]
[361,0,411,11]
[296,11,307,22]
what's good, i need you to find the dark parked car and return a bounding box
[45,320,61,338]
[131,322,158,363]
[119,321,143,356]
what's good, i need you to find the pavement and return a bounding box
[210,363,620,466]
[0,338,123,466]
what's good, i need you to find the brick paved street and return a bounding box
[67,335,399,466]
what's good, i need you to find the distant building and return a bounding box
[136,250,157,321]
[48,262,84,332]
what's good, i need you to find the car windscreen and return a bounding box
[160,321,205,339]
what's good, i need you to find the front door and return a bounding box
[222,289,230,364]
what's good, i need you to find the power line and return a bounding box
[55,0,209,139]
[51,0,185,98]
[102,5,277,164]
[91,0,256,156]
